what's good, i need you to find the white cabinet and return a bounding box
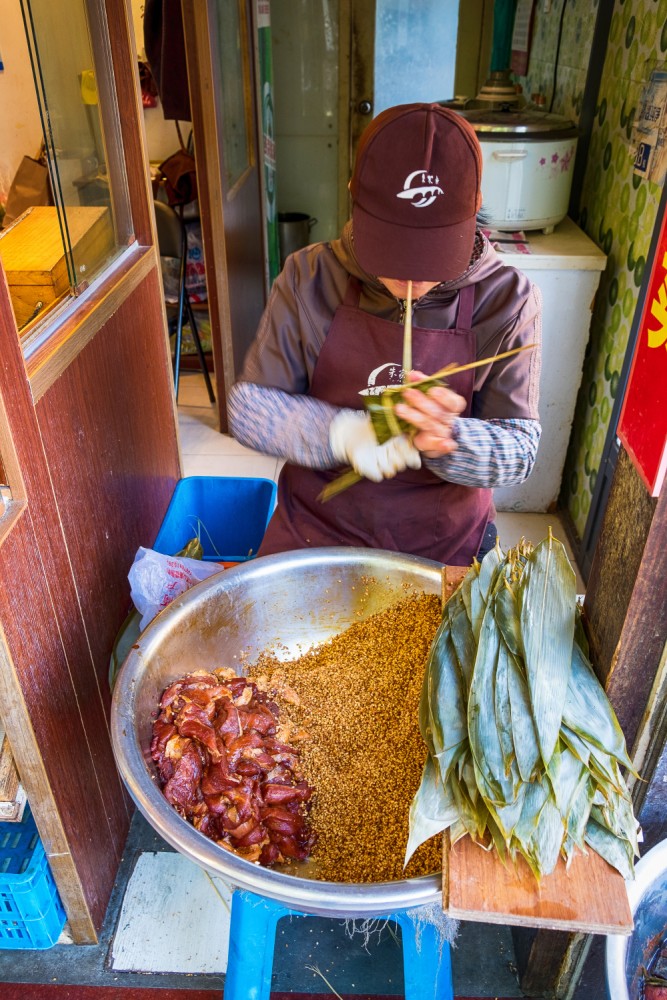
[492,218,607,513]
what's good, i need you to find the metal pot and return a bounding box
[110,547,443,917]
[456,108,579,233]
[278,212,318,264]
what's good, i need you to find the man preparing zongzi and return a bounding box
[228,103,542,565]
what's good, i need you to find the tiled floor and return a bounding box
[0,373,600,998]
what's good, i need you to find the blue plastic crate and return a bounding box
[0,808,66,950]
[153,476,277,562]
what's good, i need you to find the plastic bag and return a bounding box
[128,546,221,631]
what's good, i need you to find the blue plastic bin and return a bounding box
[0,807,66,950]
[153,476,277,562]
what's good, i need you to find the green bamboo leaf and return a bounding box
[478,543,505,601]
[468,606,505,803]
[546,743,588,819]
[450,816,470,847]
[563,642,638,775]
[485,810,509,865]
[564,775,595,852]
[506,646,541,782]
[427,626,468,759]
[476,769,527,845]
[450,767,486,839]
[584,816,636,879]
[459,753,481,810]
[587,745,628,796]
[513,779,564,877]
[404,754,459,866]
[458,561,480,630]
[574,604,590,658]
[494,579,523,659]
[495,636,517,780]
[560,724,592,767]
[590,783,639,855]
[519,532,576,765]
[446,594,477,694]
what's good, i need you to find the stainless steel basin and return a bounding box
[111,546,444,917]
[605,836,667,1000]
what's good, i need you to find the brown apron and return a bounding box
[259,277,492,565]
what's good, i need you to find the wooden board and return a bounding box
[444,833,634,935]
[0,205,114,327]
[438,565,634,938]
[0,725,20,802]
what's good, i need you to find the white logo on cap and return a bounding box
[396,170,443,208]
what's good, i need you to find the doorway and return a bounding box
[271,0,461,247]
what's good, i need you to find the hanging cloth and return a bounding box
[143,0,192,121]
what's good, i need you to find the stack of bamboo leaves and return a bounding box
[406,531,641,880]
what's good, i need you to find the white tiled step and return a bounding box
[110,851,232,974]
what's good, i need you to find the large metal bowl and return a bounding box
[111,546,443,917]
[605,837,667,1000]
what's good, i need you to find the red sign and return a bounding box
[617,209,667,497]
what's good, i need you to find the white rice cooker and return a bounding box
[456,108,579,234]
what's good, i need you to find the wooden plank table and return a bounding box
[443,834,633,934]
[440,565,634,937]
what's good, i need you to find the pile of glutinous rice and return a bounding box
[406,531,641,880]
[250,592,443,883]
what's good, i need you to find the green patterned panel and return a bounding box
[519,0,664,542]
[563,0,664,539]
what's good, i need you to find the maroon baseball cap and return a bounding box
[350,103,483,281]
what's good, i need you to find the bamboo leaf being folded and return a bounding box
[519,531,576,766]
[404,753,459,866]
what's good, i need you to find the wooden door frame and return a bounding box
[0,0,180,942]
[337,0,375,233]
[181,0,250,433]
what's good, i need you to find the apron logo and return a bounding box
[358,361,403,396]
[396,170,443,208]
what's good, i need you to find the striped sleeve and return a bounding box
[424,417,541,487]
[228,381,541,486]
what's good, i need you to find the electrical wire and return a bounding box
[549,0,569,113]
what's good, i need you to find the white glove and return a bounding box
[329,410,421,482]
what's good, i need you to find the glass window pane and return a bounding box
[0,0,132,339]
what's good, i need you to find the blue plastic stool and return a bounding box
[223,889,453,1000]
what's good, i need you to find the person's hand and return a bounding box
[393,371,467,459]
[329,409,421,482]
